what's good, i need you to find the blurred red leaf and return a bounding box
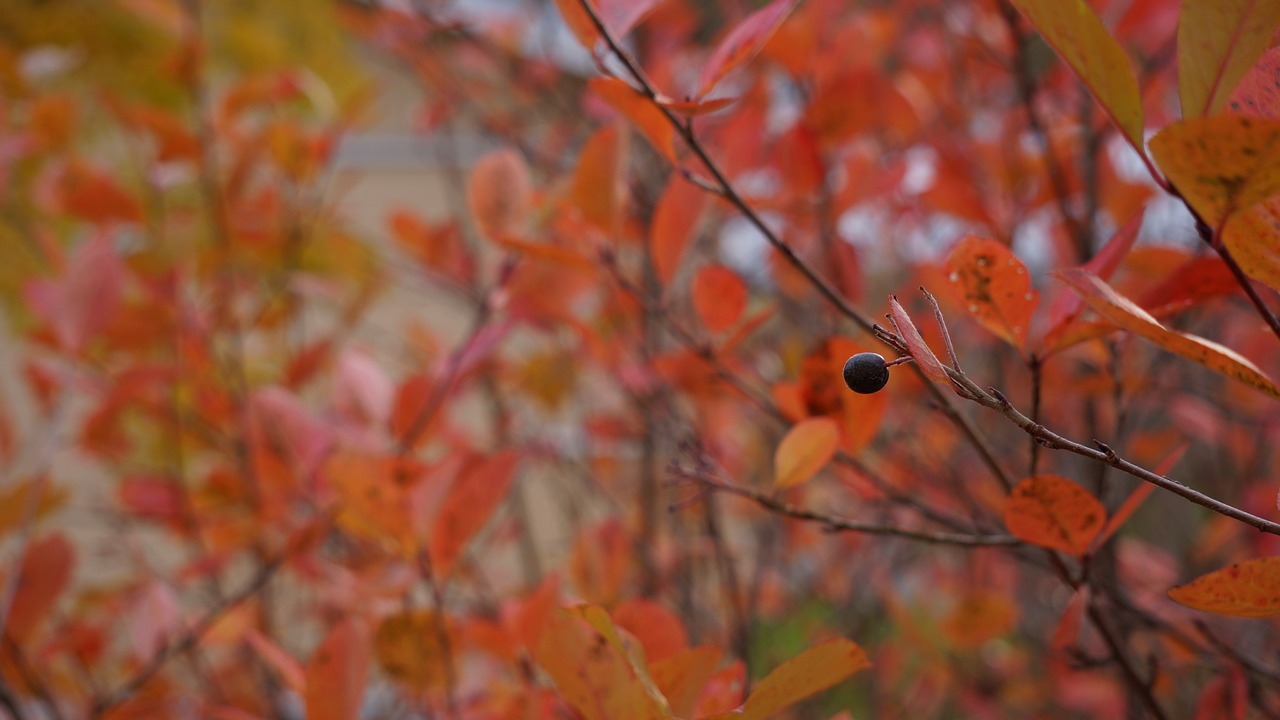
[305,617,371,720]
[696,0,799,98]
[692,264,747,333]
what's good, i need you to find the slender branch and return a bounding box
[91,555,285,717]
[673,467,1020,547]
[1086,603,1170,720]
[879,303,1280,535]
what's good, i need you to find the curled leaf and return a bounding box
[1057,268,1280,399]
[887,296,949,384]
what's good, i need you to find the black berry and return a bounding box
[843,352,890,394]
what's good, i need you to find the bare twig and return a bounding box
[672,466,1020,547]
[91,555,285,717]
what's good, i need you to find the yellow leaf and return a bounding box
[534,608,668,720]
[1009,0,1145,155]
[1168,557,1280,618]
[739,638,871,720]
[773,417,839,490]
[373,611,449,692]
[1178,0,1280,117]
[1149,115,1280,228]
[1057,268,1280,399]
[1222,195,1280,292]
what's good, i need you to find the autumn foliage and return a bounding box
[6,0,1280,718]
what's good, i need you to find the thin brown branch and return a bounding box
[91,555,285,717]
[674,467,1020,547]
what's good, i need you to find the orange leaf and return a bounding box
[373,611,450,692]
[612,599,688,664]
[736,638,870,720]
[1168,557,1280,617]
[0,477,65,538]
[534,608,668,720]
[1003,475,1105,555]
[692,264,747,333]
[650,646,722,719]
[552,0,601,49]
[1177,0,1280,117]
[887,296,949,385]
[1057,268,1280,399]
[940,590,1019,650]
[572,125,629,232]
[945,236,1038,351]
[773,417,839,490]
[1227,46,1280,118]
[305,617,371,720]
[325,452,418,556]
[5,533,74,642]
[1222,194,1280,291]
[54,159,142,224]
[696,0,799,98]
[590,77,675,162]
[467,148,532,239]
[649,175,707,286]
[1008,0,1145,155]
[429,451,520,578]
[1149,115,1280,228]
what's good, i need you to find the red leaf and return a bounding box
[53,159,142,225]
[590,77,675,162]
[305,617,371,720]
[692,264,747,333]
[696,0,799,98]
[5,534,74,642]
[612,599,688,664]
[887,296,949,385]
[1228,46,1280,118]
[1041,209,1143,352]
[430,451,520,578]
[572,125,629,232]
[1051,585,1090,650]
[649,175,707,287]
[25,233,125,351]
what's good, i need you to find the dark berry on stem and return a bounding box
[843,352,890,394]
